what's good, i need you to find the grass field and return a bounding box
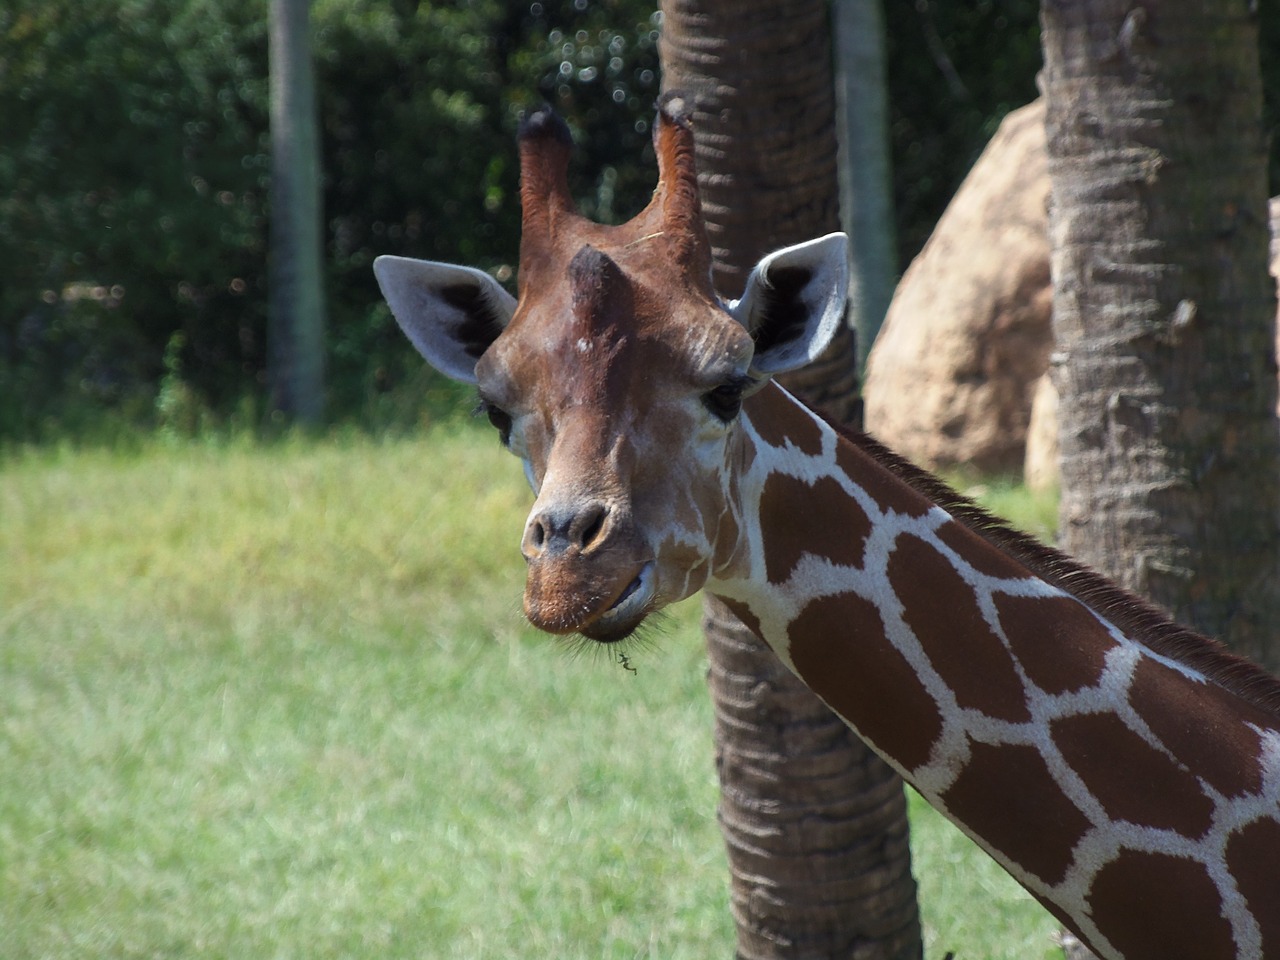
[1,425,1060,959]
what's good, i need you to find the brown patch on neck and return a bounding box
[1127,657,1268,798]
[1087,851,1237,959]
[758,472,871,584]
[1052,711,1215,837]
[811,408,1280,725]
[1226,819,1280,958]
[940,740,1090,887]
[935,520,1027,580]
[746,384,825,457]
[995,593,1115,695]
[889,532,1031,724]
[787,592,944,772]
[834,438,933,518]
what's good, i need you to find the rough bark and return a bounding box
[660,2,922,957]
[268,0,326,425]
[1043,8,1280,955]
[1042,0,1280,673]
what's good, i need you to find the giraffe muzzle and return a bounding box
[522,556,656,640]
[519,500,656,640]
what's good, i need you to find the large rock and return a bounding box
[1023,371,1059,493]
[865,99,1052,473]
[867,96,1277,482]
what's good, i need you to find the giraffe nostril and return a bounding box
[524,501,612,559]
[576,504,608,551]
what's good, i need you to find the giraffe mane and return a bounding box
[822,413,1280,721]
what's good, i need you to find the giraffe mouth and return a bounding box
[580,562,656,643]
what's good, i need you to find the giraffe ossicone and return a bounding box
[375,98,1280,960]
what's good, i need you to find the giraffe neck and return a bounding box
[708,383,1280,960]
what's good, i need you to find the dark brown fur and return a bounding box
[825,413,1280,723]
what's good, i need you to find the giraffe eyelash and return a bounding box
[702,376,753,423]
[473,394,514,446]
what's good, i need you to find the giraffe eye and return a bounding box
[476,397,513,446]
[702,382,744,423]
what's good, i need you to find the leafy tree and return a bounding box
[4,0,1271,441]
[0,0,269,438]
[882,0,1042,266]
[0,0,660,440]
[315,0,662,420]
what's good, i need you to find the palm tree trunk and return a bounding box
[661,2,921,956]
[1043,8,1280,954]
[1041,0,1280,672]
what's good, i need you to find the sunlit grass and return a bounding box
[950,471,1060,543]
[1,428,1059,958]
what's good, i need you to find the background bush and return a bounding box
[1,0,1275,442]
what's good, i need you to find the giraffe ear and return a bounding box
[373,255,517,384]
[731,233,849,378]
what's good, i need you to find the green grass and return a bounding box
[949,473,1060,544]
[1,427,1059,959]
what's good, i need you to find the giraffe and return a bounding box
[373,96,1280,960]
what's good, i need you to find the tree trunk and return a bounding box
[1042,6,1280,955]
[660,2,922,957]
[268,0,326,425]
[1041,0,1280,673]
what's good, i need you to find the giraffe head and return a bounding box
[375,96,847,641]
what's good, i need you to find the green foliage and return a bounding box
[0,0,269,438]
[0,0,660,442]
[885,1,1280,265]
[883,0,1042,265]
[316,0,662,423]
[946,471,1060,546]
[0,430,1059,958]
[2,0,1275,443]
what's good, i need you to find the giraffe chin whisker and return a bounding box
[579,562,657,643]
